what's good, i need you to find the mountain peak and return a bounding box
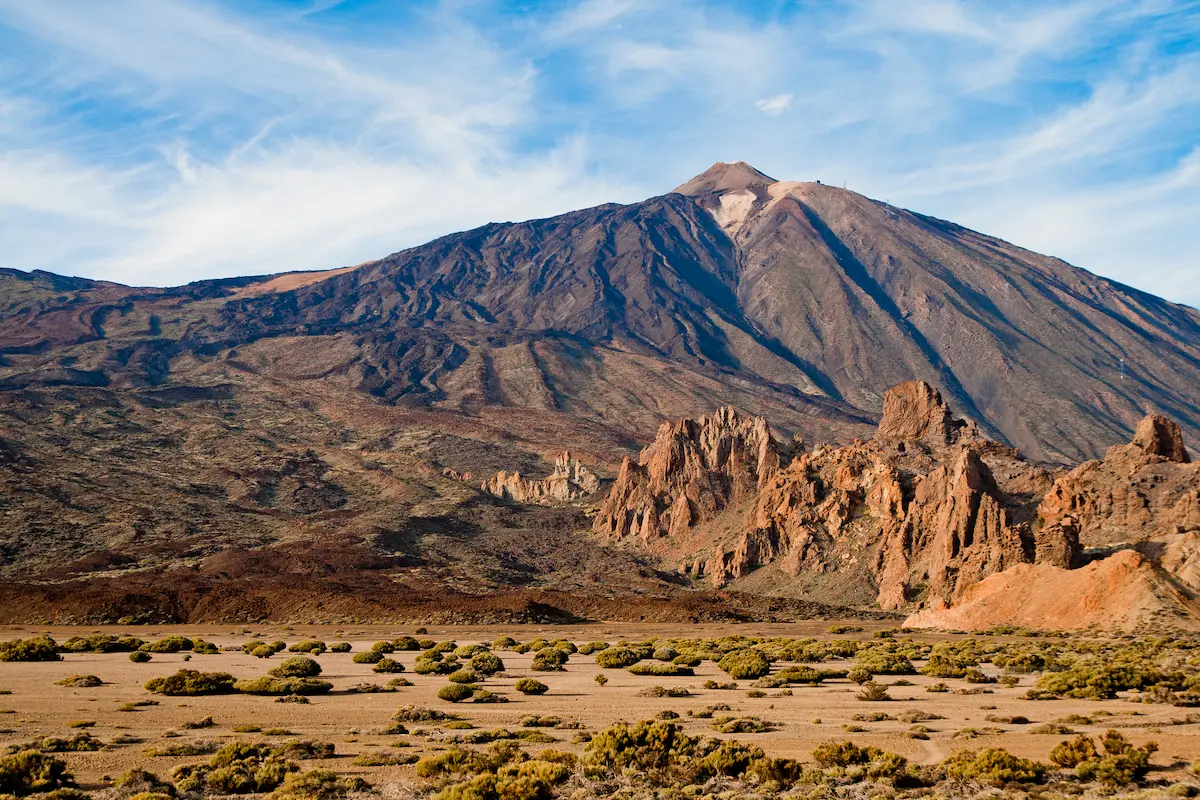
[674,161,777,196]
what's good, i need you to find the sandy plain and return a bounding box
[1,623,1197,794]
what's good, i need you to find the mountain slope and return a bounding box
[2,161,1200,622]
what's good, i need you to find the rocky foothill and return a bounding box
[591,381,1200,629]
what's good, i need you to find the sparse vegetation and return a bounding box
[144,670,237,696]
[0,637,61,663]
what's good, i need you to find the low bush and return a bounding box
[372,659,404,674]
[942,747,1046,785]
[61,635,143,653]
[531,648,568,671]
[595,647,641,668]
[129,651,152,664]
[717,649,770,680]
[492,636,519,650]
[171,741,297,795]
[234,677,332,696]
[145,670,236,696]
[4,734,101,754]
[192,640,220,655]
[329,643,351,653]
[140,636,194,654]
[269,657,322,679]
[584,720,696,773]
[856,682,891,701]
[352,650,383,664]
[1052,731,1158,786]
[515,678,549,695]
[470,652,505,676]
[578,641,609,655]
[855,652,916,675]
[394,706,453,723]
[847,668,873,685]
[287,640,327,655]
[710,716,775,734]
[55,675,103,688]
[0,750,73,795]
[812,741,882,768]
[0,637,61,663]
[628,662,693,677]
[268,769,367,800]
[438,684,476,703]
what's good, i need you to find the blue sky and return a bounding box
[1,0,1198,306]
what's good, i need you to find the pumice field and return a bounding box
[1,623,1198,799]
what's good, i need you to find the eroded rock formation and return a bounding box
[480,452,600,505]
[591,380,1196,625]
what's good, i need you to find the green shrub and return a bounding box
[717,650,770,680]
[595,647,640,668]
[352,650,383,664]
[0,750,73,796]
[578,641,609,655]
[234,677,332,696]
[531,648,568,671]
[470,652,505,675]
[847,667,872,685]
[812,741,882,768]
[492,636,519,650]
[141,636,194,654]
[472,689,507,704]
[855,652,915,675]
[329,643,351,653]
[252,646,276,659]
[628,662,693,677]
[696,740,764,779]
[432,641,457,654]
[438,684,475,703]
[394,706,453,723]
[942,747,1046,785]
[55,675,103,688]
[268,769,367,800]
[372,659,404,674]
[1050,735,1099,768]
[448,669,479,684]
[144,670,236,696]
[270,657,322,679]
[192,640,219,655]
[61,635,143,653]
[515,679,549,695]
[672,654,702,667]
[171,741,297,795]
[710,716,774,734]
[129,651,152,664]
[584,720,697,773]
[370,641,396,653]
[0,637,61,662]
[1054,731,1158,786]
[855,681,890,701]
[287,640,327,655]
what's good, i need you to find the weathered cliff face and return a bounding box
[589,380,1116,613]
[1038,414,1200,549]
[480,452,600,505]
[591,407,781,543]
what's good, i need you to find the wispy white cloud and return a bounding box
[0,0,1198,307]
[755,93,793,116]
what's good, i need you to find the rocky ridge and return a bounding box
[591,380,1200,627]
[480,451,601,505]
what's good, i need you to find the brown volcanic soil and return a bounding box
[3,162,1200,624]
[1,625,1196,792]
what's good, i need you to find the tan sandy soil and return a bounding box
[232,266,361,298]
[2,624,1197,793]
[905,550,1200,632]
